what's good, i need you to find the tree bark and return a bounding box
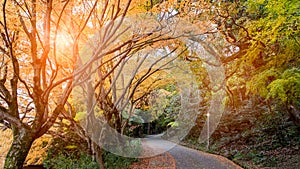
[287,103,300,129]
[92,142,105,169]
[4,127,34,169]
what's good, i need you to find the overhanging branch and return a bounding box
[0,106,27,129]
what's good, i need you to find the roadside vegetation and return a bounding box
[184,100,300,168]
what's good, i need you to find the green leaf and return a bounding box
[74,111,86,121]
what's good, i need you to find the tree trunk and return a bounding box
[4,127,34,169]
[92,142,105,169]
[148,122,150,135]
[287,103,300,129]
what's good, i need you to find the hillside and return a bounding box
[183,101,300,168]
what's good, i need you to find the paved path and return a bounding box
[142,134,243,169]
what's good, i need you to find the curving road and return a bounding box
[142,134,243,169]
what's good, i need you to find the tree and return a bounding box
[203,0,300,126]
[0,1,77,167]
[72,28,191,158]
[0,0,176,168]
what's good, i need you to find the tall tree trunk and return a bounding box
[4,127,34,169]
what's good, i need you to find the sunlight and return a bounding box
[55,32,72,52]
[54,32,73,64]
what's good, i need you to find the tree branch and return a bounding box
[0,106,27,129]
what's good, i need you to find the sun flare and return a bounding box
[54,32,73,64]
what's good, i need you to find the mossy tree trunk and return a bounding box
[4,127,34,169]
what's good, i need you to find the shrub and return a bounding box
[44,151,99,169]
[43,133,99,169]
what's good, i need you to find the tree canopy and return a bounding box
[0,0,299,168]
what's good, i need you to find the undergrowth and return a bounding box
[43,130,140,169]
[183,103,300,169]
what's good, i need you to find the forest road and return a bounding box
[142,134,243,169]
